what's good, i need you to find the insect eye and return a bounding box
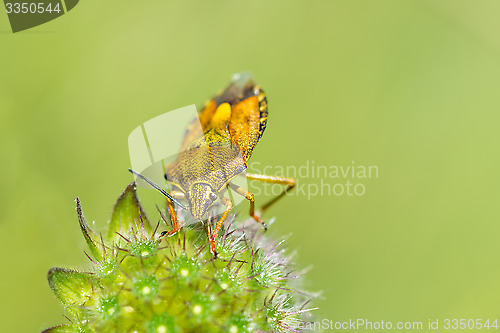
[209,193,218,201]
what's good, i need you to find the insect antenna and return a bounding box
[128,169,187,210]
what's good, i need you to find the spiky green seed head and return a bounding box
[43,184,315,333]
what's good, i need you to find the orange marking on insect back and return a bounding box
[179,99,218,152]
[199,99,218,131]
[229,95,261,161]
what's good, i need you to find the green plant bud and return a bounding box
[43,183,315,332]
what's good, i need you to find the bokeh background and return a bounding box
[2,1,500,331]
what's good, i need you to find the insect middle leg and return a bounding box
[229,173,295,228]
[228,182,268,229]
[163,191,186,236]
[245,173,295,213]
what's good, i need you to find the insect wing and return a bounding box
[229,88,267,161]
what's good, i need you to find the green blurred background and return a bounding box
[2,1,500,331]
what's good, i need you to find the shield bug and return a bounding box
[130,73,295,257]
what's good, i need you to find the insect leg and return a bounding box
[163,196,181,237]
[228,182,267,229]
[245,173,296,213]
[209,197,233,258]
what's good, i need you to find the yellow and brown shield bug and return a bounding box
[130,73,295,257]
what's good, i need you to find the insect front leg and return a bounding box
[209,197,233,258]
[244,173,295,213]
[162,191,185,237]
[228,182,267,230]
